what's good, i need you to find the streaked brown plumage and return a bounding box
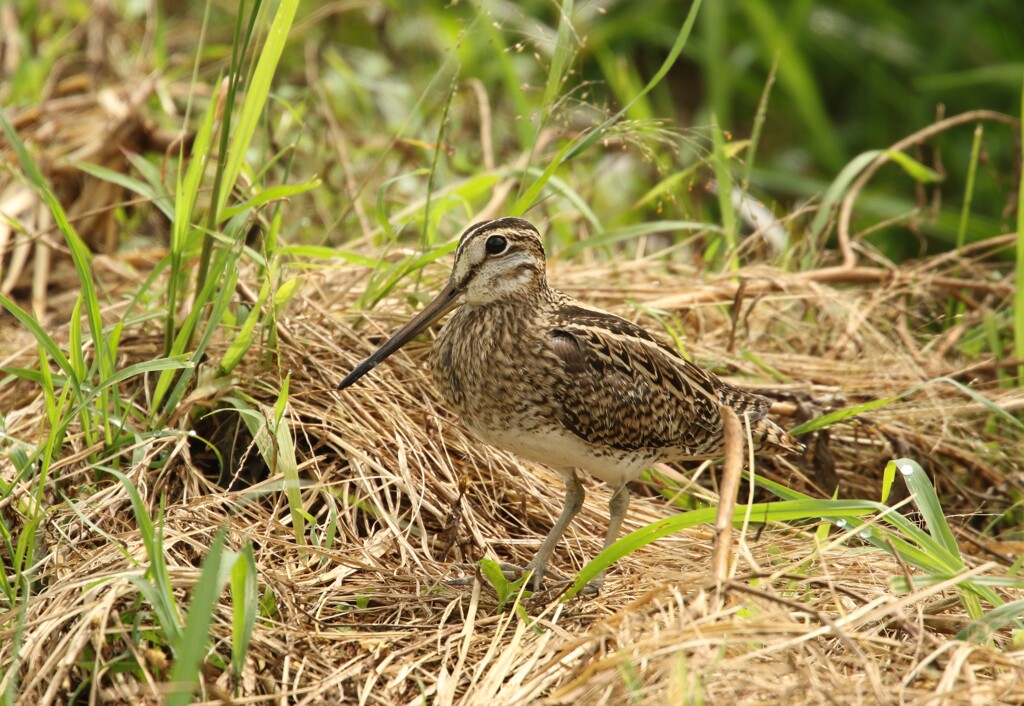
[339,217,803,590]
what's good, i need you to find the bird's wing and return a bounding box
[546,305,769,456]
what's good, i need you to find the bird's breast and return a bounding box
[429,304,555,432]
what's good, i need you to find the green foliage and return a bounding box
[100,470,256,704]
[791,376,1024,437]
[220,386,309,545]
[479,558,530,612]
[575,457,1024,643]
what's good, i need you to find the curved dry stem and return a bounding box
[837,109,1019,268]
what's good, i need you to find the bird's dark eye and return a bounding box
[485,235,508,255]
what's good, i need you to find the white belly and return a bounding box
[467,422,650,487]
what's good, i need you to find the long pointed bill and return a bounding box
[337,279,461,390]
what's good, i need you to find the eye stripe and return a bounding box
[457,218,539,248]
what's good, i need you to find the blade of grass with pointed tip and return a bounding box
[232,398,306,544]
[891,574,1024,591]
[567,498,882,599]
[167,76,219,356]
[0,293,76,396]
[923,377,1023,429]
[219,278,271,375]
[956,599,1024,642]
[153,242,241,416]
[215,0,299,217]
[757,472,967,572]
[103,469,182,645]
[890,458,962,561]
[0,110,117,436]
[166,528,234,706]
[886,150,943,183]
[790,395,903,435]
[230,544,258,679]
[633,164,703,211]
[219,178,322,223]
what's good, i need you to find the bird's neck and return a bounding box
[458,280,553,332]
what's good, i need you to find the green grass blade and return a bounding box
[68,295,85,381]
[166,528,234,706]
[955,124,984,253]
[885,150,943,184]
[567,498,882,599]
[923,377,1024,429]
[0,110,116,431]
[153,242,241,415]
[422,75,458,247]
[793,375,1022,437]
[542,0,575,110]
[230,544,259,680]
[891,575,1024,591]
[215,0,299,217]
[97,356,194,393]
[0,293,76,394]
[881,458,897,504]
[790,395,902,435]
[219,177,322,223]
[232,399,306,544]
[71,159,163,207]
[0,574,30,703]
[743,52,779,189]
[122,152,176,220]
[167,76,219,355]
[956,599,1024,642]
[271,399,303,544]
[219,279,271,375]
[508,139,576,217]
[757,470,966,573]
[563,0,700,164]
[375,169,431,240]
[103,469,182,645]
[808,149,883,239]
[891,458,962,561]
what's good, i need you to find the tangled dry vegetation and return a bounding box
[3,236,1024,703]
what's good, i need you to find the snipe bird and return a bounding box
[338,217,803,591]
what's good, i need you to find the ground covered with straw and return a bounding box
[2,1,1024,705]
[4,248,1023,704]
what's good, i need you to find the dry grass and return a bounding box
[3,242,1023,704]
[2,3,1022,702]
[0,74,181,320]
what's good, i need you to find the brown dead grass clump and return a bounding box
[0,14,183,319]
[2,238,1023,704]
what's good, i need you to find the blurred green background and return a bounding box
[6,0,1023,260]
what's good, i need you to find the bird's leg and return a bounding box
[591,483,631,589]
[524,469,585,591]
